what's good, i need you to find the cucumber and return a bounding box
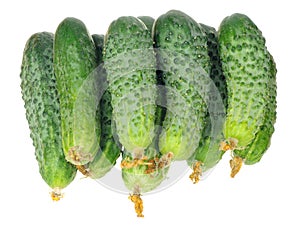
[153,10,211,161]
[103,16,157,158]
[121,96,170,201]
[233,53,276,165]
[138,16,166,151]
[201,24,227,107]
[54,17,99,165]
[104,16,170,217]
[83,34,121,179]
[137,16,155,31]
[20,32,77,200]
[218,13,277,177]
[188,24,227,183]
[92,34,105,64]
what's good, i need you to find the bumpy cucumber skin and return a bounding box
[86,34,121,179]
[153,10,211,160]
[20,32,77,189]
[138,16,167,151]
[54,17,99,165]
[234,53,276,164]
[103,16,157,156]
[219,13,274,149]
[119,17,170,192]
[201,24,227,107]
[137,16,155,31]
[188,24,226,171]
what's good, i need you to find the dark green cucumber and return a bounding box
[187,24,227,181]
[92,34,105,64]
[20,32,77,200]
[137,16,155,31]
[201,24,227,108]
[54,17,99,165]
[84,34,121,179]
[218,13,277,176]
[103,16,157,158]
[153,10,211,161]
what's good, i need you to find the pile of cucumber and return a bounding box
[20,10,276,216]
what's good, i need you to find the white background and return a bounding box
[1,0,299,241]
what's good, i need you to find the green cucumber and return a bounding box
[84,34,121,179]
[104,16,169,217]
[137,16,155,31]
[92,34,105,64]
[121,94,170,195]
[233,53,276,165]
[103,16,157,158]
[218,13,277,177]
[201,24,227,107]
[188,24,227,183]
[20,32,77,200]
[153,10,211,161]
[54,17,99,165]
[138,16,166,151]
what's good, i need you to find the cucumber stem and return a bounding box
[128,193,144,218]
[230,156,243,178]
[144,153,173,174]
[120,156,150,169]
[220,138,238,151]
[68,146,93,165]
[121,153,173,174]
[189,161,203,184]
[50,187,63,201]
[76,165,90,177]
[220,138,244,177]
